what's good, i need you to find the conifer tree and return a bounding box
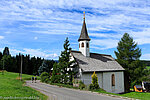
[51,62,61,83]
[38,60,50,75]
[59,37,77,84]
[3,47,10,56]
[115,33,147,91]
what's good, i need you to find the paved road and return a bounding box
[26,81,126,100]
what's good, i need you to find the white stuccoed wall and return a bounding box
[103,71,124,93]
[79,41,90,57]
[80,71,124,93]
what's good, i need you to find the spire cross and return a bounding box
[83,11,85,19]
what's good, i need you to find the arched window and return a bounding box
[79,43,80,48]
[87,43,89,48]
[112,74,115,86]
[81,42,84,47]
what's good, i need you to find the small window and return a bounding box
[81,42,84,47]
[112,74,115,86]
[79,43,80,48]
[87,43,89,48]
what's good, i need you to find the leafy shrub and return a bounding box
[88,83,99,90]
[40,72,50,83]
[79,80,85,90]
[88,84,94,90]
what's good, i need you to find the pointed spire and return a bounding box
[78,12,91,41]
[83,11,85,19]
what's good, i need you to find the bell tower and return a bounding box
[78,12,91,57]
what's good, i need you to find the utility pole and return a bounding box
[20,54,23,81]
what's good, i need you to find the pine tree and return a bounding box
[115,33,147,91]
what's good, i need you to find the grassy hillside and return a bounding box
[146,66,150,70]
[0,71,47,100]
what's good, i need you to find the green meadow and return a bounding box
[0,71,47,100]
[94,89,150,100]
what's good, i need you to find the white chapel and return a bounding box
[70,13,125,93]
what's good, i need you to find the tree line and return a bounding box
[0,47,55,75]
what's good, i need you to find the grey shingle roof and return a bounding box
[71,50,125,72]
[78,19,91,41]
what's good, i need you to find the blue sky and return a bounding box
[0,0,150,60]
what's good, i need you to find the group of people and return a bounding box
[31,76,37,83]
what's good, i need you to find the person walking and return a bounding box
[35,76,37,83]
[32,76,34,83]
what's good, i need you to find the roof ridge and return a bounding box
[90,52,111,57]
[71,50,111,57]
[71,50,81,53]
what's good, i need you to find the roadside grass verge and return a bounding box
[93,89,150,100]
[0,71,47,100]
[50,82,79,89]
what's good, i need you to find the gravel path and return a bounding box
[26,80,126,100]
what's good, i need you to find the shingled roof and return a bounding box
[78,18,91,41]
[71,50,125,72]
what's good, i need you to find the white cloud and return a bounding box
[141,53,150,60]
[89,33,122,39]
[10,48,58,59]
[34,37,38,40]
[91,39,119,50]
[0,36,4,39]
[5,31,11,34]
[0,0,150,52]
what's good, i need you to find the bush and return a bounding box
[40,72,50,83]
[79,80,85,90]
[88,84,94,90]
[88,83,99,90]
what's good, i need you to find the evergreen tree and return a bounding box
[3,47,10,56]
[115,33,147,91]
[38,60,50,75]
[0,52,2,60]
[51,62,61,83]
[31,56,36,75]
[58,37,77,84]
[1,55,11,72]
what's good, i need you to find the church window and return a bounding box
[112,74,115,86]
[82,42,84,47]
[87,43,89,48]
[79,43,80,48]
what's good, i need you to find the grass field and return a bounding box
[94,89,150,100]
[146,66,150,70]
[0,71,47,100]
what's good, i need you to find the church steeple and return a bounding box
[78,12,91,41]
[78,12,90,57]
